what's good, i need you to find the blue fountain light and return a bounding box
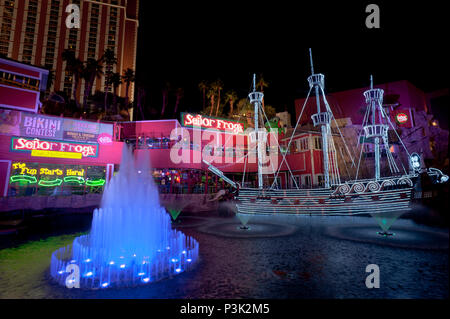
[50,145,199,289]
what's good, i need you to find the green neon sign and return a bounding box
[38,178,63,187]
[10,175,37,184]
[10,175,105,187]
[86,179,105,186]
[64,176,85,184]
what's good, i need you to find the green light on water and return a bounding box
[168,209,182,221]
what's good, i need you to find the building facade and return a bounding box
[0,108,123,198]
[0,108,328,205]
[0,0,139,102]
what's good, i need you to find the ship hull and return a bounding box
[236,184,413,216]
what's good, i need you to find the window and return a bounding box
[44,0,61,69]
[8,162,106,197]
[314,137,322,150]
[87,3,100,59]
[302,175,311,187]
[0,0,15,55]
[317,175,324,186]
[290,175,300,188]
[86,166,106,194]
[295,137,309,152]
[0,71,40,91]
[8,162,38,197]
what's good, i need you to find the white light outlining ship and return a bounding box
[205,49,448,216]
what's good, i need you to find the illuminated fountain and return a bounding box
[50,145,199,289]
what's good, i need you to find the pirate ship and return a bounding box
[205,49,448,216]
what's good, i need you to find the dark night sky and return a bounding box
[135,1,449,122]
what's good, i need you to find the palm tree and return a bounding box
[41,67,54,93]
[109,72,122,113]
[161,81,171,117]
[61,49,84,109]
[82,58,103,110]
[264,104,277,120]
[136,84,146,120]
[122,68,135,107]
[236,98,253,126]
[207,86,217,116]
[174,87,184,115]
[102,48,117,112]
[198,81,208,109]
[257,75,269,109]
[225,90,238,117]
[212,79,224,117]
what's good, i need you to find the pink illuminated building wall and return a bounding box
[0,57,49,113]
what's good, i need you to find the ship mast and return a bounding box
[362,76,391,180]
[249,74,265,189]
[308,49,331,188]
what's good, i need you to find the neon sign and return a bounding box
[181,113,244,134]
[9,162,105,187]
[21,114,63,139]
[11,162,85,177]
[66,169,85,176]
[12,162,37,175]
[64,176,85,184]
[10,175,103,186]
[40,168,63,176]
[98,133,113,145]
[10,137,98,158]
[10,175,37,184]
[395,113,408,124]
[39,178,63,187]
[86,179,105,186]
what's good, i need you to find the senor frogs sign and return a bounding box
[181,113,245,134]
[11,136,98,159]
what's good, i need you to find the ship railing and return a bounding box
[363,88,384,103]
[307,73,325,89]
[331,174,417,196]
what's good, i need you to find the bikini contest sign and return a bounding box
[20,113,64,139]
[14,113,114,143]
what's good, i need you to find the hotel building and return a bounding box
[0,0,139,102]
